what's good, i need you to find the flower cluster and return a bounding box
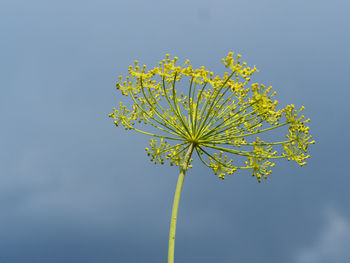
[109,52,315,182]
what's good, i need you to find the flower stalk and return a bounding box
[168,143,194,263]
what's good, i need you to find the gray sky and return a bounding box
[1,0,349,262]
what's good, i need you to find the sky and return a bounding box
[1,0,349,262]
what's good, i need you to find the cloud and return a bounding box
[295,207,350,263]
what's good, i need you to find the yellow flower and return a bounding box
[109,52,315,182]
[109,52,316,263]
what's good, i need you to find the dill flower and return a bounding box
[109,52,314,263]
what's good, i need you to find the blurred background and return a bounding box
[1,0,349,262]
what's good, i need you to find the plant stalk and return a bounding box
[168,143,194,263]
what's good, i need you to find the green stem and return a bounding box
[168,143,194,263]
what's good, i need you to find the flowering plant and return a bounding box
[109,52,314,263]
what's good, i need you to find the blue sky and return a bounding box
[1,0,349,262]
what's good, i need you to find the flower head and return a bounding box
[110,52,315,182]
